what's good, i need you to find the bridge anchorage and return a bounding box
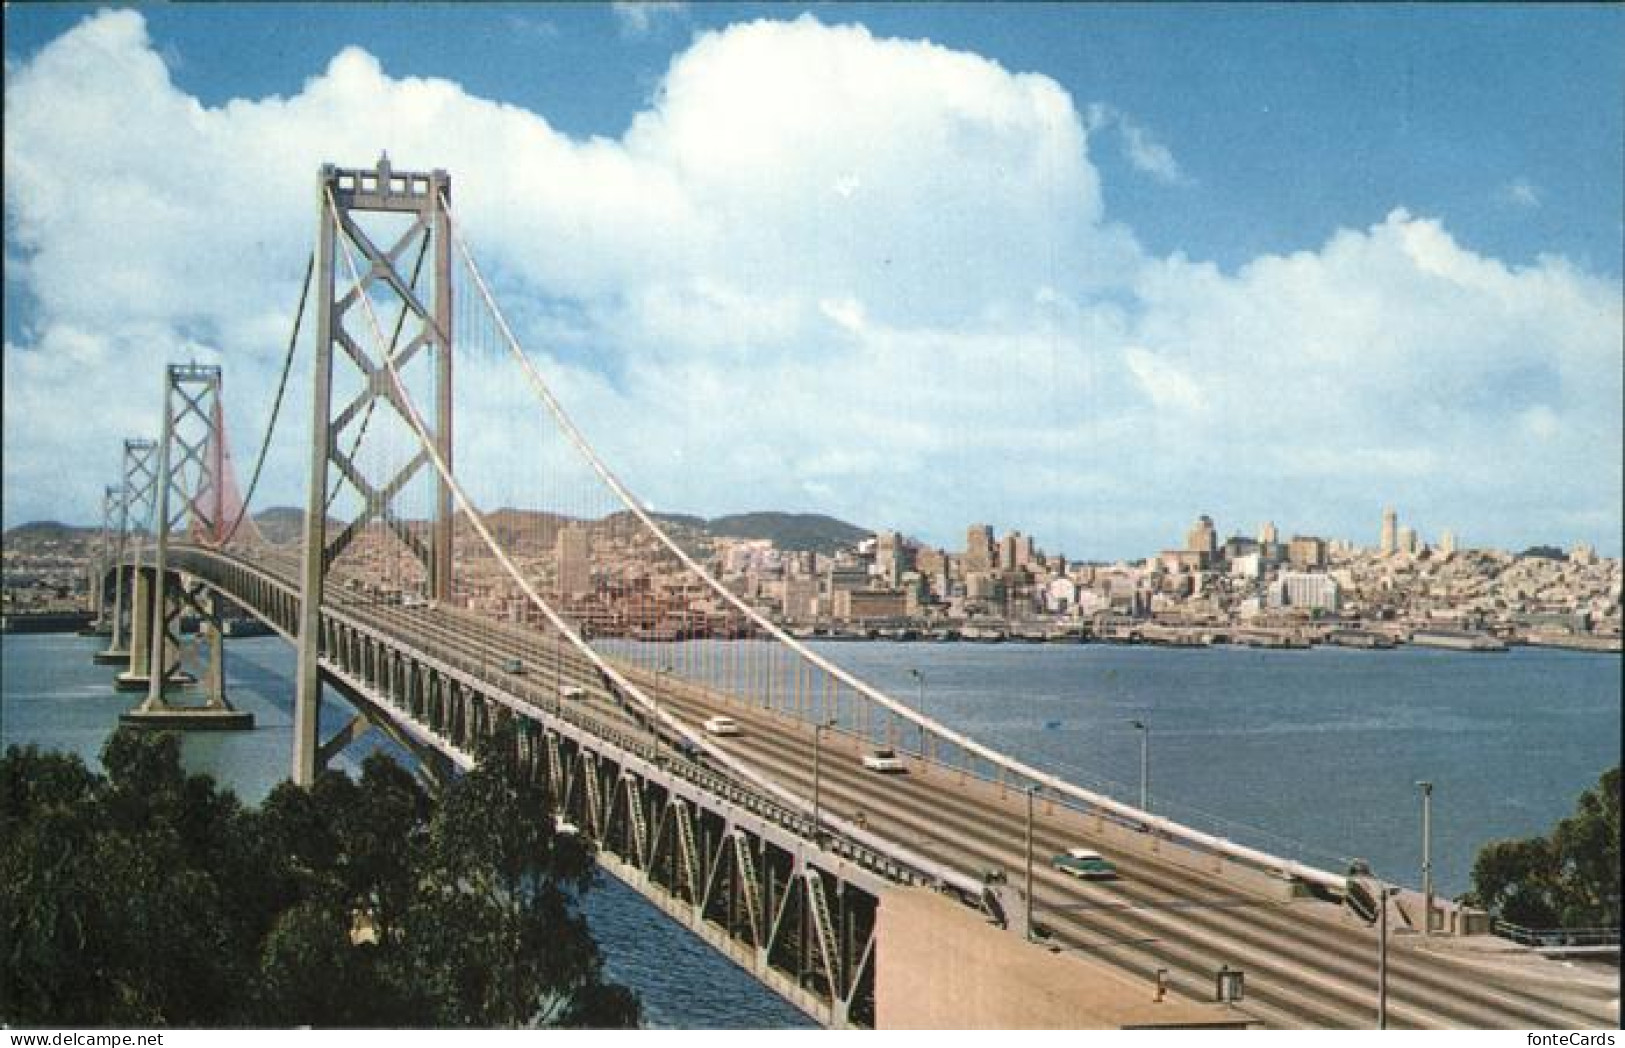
[88,156,1614,1029]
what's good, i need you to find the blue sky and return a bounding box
[4,3,1622,557]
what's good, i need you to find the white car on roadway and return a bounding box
[557,684,585,700]
[1051,847,1117,880]
[861,747,906,773]
[703,715,741,736]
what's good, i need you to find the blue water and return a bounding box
[808,639,1621,895]
[2,632,1618,1026]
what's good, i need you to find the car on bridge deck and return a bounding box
[503,658,525,675]
[1051,847,1117,880]
[703,715,741,736]
[557,684,585,700]
[861,747,907,773]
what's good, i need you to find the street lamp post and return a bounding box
[1025,785,1037,941]
[1348,858,1398,1030]
[1130,720,1150,812]
[1378,881,1391,1028]
[1417,780,1434,936]
[909,668,926,761]
[812,718,836,838]
[653,665,671,759]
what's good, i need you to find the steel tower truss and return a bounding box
[88,484,122,631]
[294,157,453,784]
[133,364,244,722]
[96,439,158,664]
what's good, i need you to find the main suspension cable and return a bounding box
[221,253,313,547]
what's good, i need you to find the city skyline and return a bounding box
[5,4,1622,560]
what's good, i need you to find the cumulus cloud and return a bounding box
[3,10,1619,557]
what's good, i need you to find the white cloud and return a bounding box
[613,2,688,37]
[1502,178,1541,209]
[1085,102,1190,186]
[2,10,1619,557]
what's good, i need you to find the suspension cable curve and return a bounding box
[221,253,313,547]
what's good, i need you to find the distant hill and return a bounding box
[3,521,92,541]
[252,506,306,545]
[3,506,869,557]
[706,512,870,554]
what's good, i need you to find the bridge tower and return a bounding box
[294,157,453,784]
[121,364,252,729]
[83,484,123,637]
[95,439,158,665]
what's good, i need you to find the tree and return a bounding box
[1,727,639,1029]
[407,724,637,1028]
[1463,766,1621,928]
[1551,766,1621,926]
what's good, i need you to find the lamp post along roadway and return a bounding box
[1025,784,1036,941]
[909,667,926,762]
[654,665,671,759]
[1378,880,1391,1029]
[812,718,836,838]
[1417,780,1434,936]
[1130,719,1150,813]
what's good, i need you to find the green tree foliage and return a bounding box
[1463,766,1621,928]
[1,726,639,1028]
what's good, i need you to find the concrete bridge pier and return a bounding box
[112,568,158,689]
[93,562,133,664]
[121,575,252,730]
[80,561,114,638]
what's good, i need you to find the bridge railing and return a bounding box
[1492,921,1621,949]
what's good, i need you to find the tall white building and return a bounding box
[1380,507,1398,555]
[555,524,591,596]
[1269,572,1341,612]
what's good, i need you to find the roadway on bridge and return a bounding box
[210,551,1618,1029]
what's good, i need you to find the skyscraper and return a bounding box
[556,524,591,596]
[875,530,912,583]
[999,531,1019,570]
[1258,521,1278,546]
[1380,507,1398,555]
[964,524,994,574]
[1185,515,1218,557]
[1439,530,1456,556]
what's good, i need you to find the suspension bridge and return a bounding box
[77,159,1618,1030]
